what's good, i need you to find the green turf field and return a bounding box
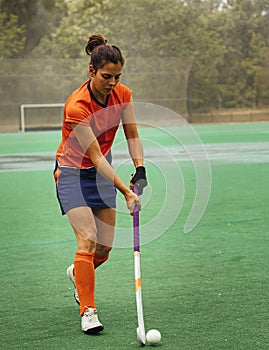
[0,122,269,349]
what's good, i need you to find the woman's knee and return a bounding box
[95,244,112,257]
[67,206,97,244]
[76,232,97,253]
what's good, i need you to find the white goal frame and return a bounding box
[20,103,64,132]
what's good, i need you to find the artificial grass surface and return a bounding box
[0,123,269,349]
[0,121,269,155]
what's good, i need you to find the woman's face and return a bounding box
[89,61,122,100]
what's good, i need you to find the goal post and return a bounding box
[20,103,65,132]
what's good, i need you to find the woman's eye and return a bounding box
[102,74,121,80]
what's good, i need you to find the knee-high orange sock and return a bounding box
[74,251,95,315]
[94,252,109,269]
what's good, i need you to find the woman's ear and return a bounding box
[89,64,95,78]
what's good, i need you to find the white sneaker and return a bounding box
[81,307,104,334]
[66,264,80,305]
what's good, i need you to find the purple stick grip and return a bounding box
[133,186,140,252]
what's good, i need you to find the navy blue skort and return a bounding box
[54,162,117,215]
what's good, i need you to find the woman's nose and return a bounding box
[108,77,116,86]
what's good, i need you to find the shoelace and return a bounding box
[85,312,99,324]
[84,308,97,318]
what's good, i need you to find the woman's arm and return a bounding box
[121,98,147,195]
[121,98,144,168]
[71,123,141,213]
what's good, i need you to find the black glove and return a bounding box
[130,166,147,195]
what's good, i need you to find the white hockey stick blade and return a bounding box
[137,326,146,345]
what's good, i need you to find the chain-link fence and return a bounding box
[0,57,192,132]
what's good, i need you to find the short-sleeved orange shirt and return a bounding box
[56,80,132,168]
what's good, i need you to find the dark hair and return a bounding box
[85,33,125,71]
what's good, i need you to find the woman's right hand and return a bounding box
[124,189,142,215]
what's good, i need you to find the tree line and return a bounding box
[1,0,269,112]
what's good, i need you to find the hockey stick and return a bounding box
[133,186,146,345]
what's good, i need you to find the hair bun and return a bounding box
[85,33,107,55]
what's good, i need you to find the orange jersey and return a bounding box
[56,80,132,168]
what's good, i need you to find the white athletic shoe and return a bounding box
[81,307,104,334]
[66,264,80,305]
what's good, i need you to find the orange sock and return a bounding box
[74,251,95,315]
